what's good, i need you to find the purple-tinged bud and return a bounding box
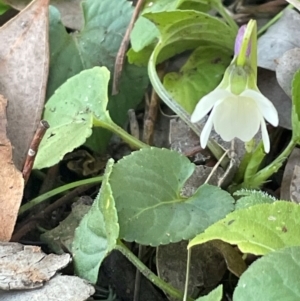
[234,24,251,57]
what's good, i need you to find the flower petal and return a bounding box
[213,94,261,141]
[200,112,214,148]
[260,117,270,153]
[191,89,231,123]
[241,89,279,126]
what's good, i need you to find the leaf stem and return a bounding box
[93,116,148,149]
[257,4,293,37]
[148,44,229,169]
[239,138,297,189]
[212,0,238,32]
[19,176,103,215]
[115,241,194,301]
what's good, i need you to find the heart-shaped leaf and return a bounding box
[163,45,231,113]
[189,202,300,255]
[34,67,110,169]
[72,159,119,283]
[109,147,234,246]
[48,1,148,153]
[233,246,300,301]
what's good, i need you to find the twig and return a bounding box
[128,109,140,139]
[12,184,95,241]
[22,120,49,184]
[143,65,165,144]
[112,0,145,95]
[133,245,143,301]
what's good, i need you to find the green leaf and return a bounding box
[34,67,110,169]
[163,45,232,113]
[72,159,119,283]
[48,2,148,152]
[234,189,276,210]
[195,285,223,301]
[0,2,10,14]
[109,147,234,246]
[292,70,300,140]
[147,10,236,139]
[233,246,300,301]
[188,202,300,255]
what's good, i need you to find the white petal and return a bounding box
[191,89,232,123]
[241,89,279,126]
[213,94,261,141]
[200,112,214,148]
[260,117,270,153]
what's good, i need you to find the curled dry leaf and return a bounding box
[257,67,291,129]
[0,96,24,241]
[0,242,70,290]
[276,47,300,98]
[258,9,300,71]
[0,0,49,170]
[281,147,300,201]
[4,0,82,30]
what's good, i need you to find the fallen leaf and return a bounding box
[0,0,49,170]
[0,242,70,290]
[258,9,300,71]
[281,148,300,200]
[276,48,300,98]
[286,0,300,11]
[257,67,291,129]
[3,0,82,29]
[0,275,95,301]
[0,96,24,241]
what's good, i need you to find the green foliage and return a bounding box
[34,67,111,169]
[234,189,276,210]
[0,1,9,15]
[109,147,234,246]
[195,285,223,301]
[72,160,119,283]
[48,1,148,153]
[292,70,300,140]
[188,202,300,255]
[163,45,231,113]
[233,247,300,301]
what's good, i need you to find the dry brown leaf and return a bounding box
[0,0,49,170]
[280,147,300,200]
[276,47,300,98]
[4,0,82,30]
[0,242,71,290]
[0,96,24,241]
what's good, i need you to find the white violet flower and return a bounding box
[191,22,278,153]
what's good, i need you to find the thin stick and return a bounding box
[143,65,165,144]
[205,149,229,185]
[22,120,49,184]
[112,0,145,95]
[133,245,143,301]
[12,184,94,241]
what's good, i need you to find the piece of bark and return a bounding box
[0,275,95,301]
[0,242,70,290]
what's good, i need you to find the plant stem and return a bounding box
[183,248,192,301]
[257,3,293,37]
[239,138,297,189]
[115,241,194,301]
[212,0,238,32]
[19,176,103,215]
[93,116,149,149]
